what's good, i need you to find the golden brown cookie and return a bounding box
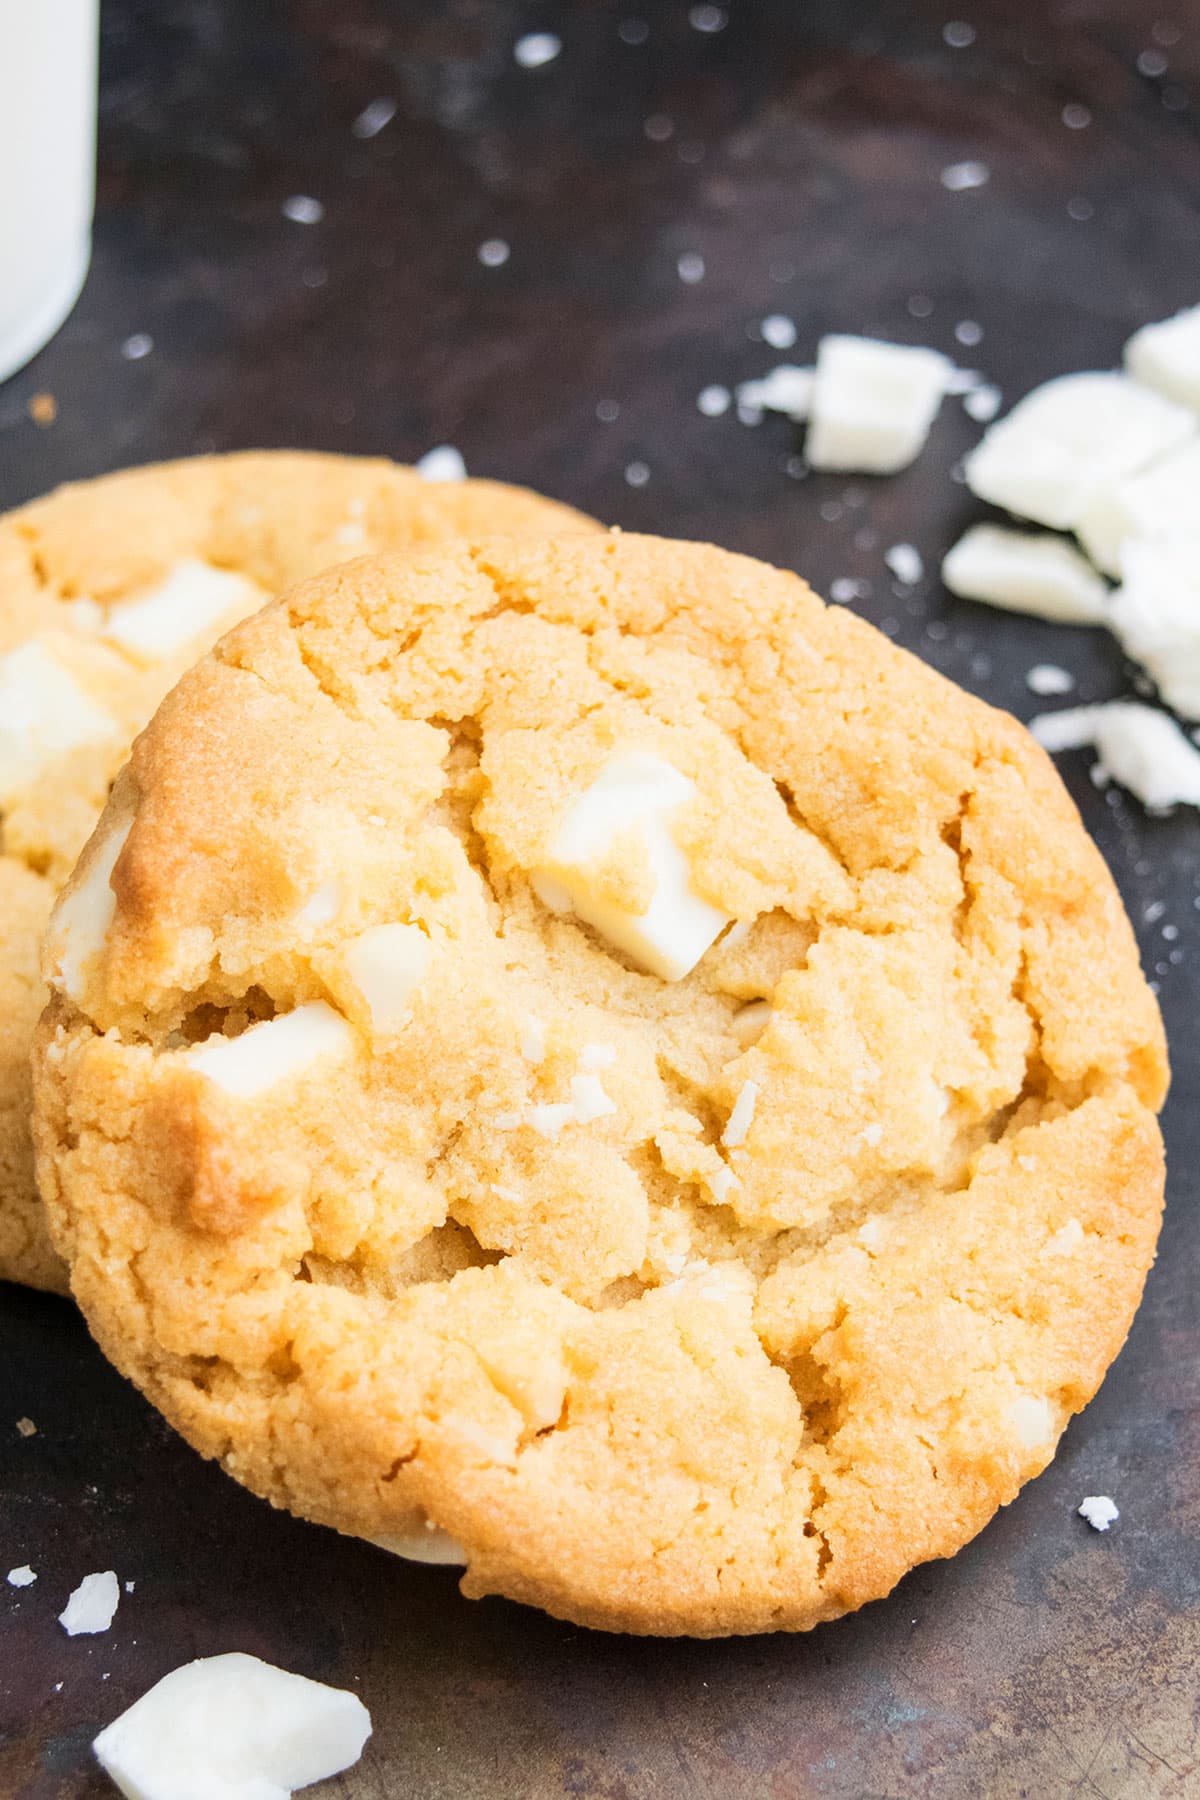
[33,533,1167,1635]
[0,452,595,1290]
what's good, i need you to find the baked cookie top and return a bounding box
[0,452,594,1291]
[34,533,1167,1636]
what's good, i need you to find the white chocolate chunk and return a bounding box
[45,816,133,1002]
[1044,1218,1085,1256]
[806,335,951,474]
[942,523,1110,624]
[735,364,815,423]
[1031,701,1200,809]
[964,371,1194,530]
[189,1002,352,1098]
[569,1073,616,1123]
[708,1163,740,1204]
[731,999,772,1045]
[1108,537,1200,720]
[59,1569,120,1635]
[1007,1394,1054,1449]
[7,1565,36,1587]
[293,879,340,928]
[416,444,467,482]
[1076,439,1200,575]
[92,1652,372,1800]
[373,1527,468,1565]
[1078,1494,1119,1532]
[534,751,731,982]
[520,1014,546,1063]
[339,923,430,1035]
[1125,304,1200,411]
[102,559,264,662]
[0,641,117,805]
[525,1102,576,1140]
[722,1079,760,1148]
[579,1041,616,1070]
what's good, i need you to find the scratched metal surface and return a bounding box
[2,2,1199,1794]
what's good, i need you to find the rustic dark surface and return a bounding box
[2,2,1200,1795]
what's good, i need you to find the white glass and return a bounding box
[0,0,98,383]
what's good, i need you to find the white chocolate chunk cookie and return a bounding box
[0,452,596,1292]
[33,534,1167,1637]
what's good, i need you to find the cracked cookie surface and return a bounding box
[0,451,595,1291]
[33,532,1167,1635]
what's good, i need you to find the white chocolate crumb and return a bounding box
[884,543,924,585]
[7,1565,36,1587]
[578,1041,617,1070]
[569,1073,616,1123]
[1078,1495,1119,1531]
[520,1014,546,1063]
[60,1570,120,1635]
[514,31,561,67]
[1026,664,1074,697]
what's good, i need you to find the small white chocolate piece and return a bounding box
[520,1014,546,1063]
[735,364,815,423]
[1007,1394,1054,1449]
[568,1073,616,1123]
[1078,1494,1119,1532]
[45,816,133,1002]
[1076,439,1200,575]
[964,371,1193,530]
[59,1570,120,1636]
[294,879,340,929]
[373,1526,468,1565]
[103,558,264,662]
[1108,536,1200,720]
[1032,701,1200,810]
[0,640,117,805]
[339,923,430,1035]
[534,751,731,982]
[1125,303,1200,411]
[806,335,951,474]
[92,1652,372,1800]
[721,1079,760,1148]
[188,1002,352,1098]
[941,523,1110,624]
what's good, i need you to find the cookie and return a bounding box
[33,533,1167,1636]
[0,452,595,1291]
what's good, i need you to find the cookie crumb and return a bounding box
[1078,1494,1119,1531]
[28,392,57,426]
[15,1417,36,1438]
